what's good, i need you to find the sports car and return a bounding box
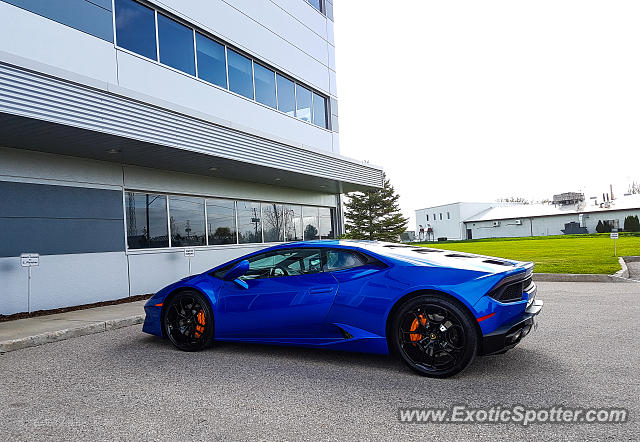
[143,240,543,377]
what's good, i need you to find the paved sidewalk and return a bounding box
[0,300,147,353]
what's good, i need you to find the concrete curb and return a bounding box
[533,273,638,283]
[615,257,630,279]
[0,314,144,353]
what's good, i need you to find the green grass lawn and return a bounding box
[414,233,640,274]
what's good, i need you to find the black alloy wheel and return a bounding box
[391,294,478,378]
[163,290,214,351]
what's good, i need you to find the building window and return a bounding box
[307,0,323,12]
[227,50,254,100]
[114,0,157,60]
[439,213,443,220]
[303,206,320,240]
[157,14,195,75]
[125,192,169,249]
[114,0,330,129]
[318,207,336,239]
[263,203,285,242]
[168,196,206,246]
[206,198,236,245]
[312,93,327,128]
[195,33,227,88]
[237,201,263,244]
[447,212,450,219]
[284,204,303,241]
[277,74,296,117]
[426,214,429,221]
[296,84,312,122]
[254,63,277,109]
[433,213,436,220]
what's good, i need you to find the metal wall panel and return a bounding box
[0,61,384,188]
[0,0,113,42]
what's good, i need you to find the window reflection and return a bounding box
[318,207,335,239]
[207,199,236,245]
[303,206,319,240]
[296,84,312,122]
[254,64,276,109]
[284,205,303,241]
[312,93,327,128]
[115,0,157,60]
[169,196,206,246]
[196,33,227,88]
[228,50,254,99]
[276,75,296,117]
[237,201,263,244]
[263,203,284,242]
[125,192,169,249]
[158,14,195,75]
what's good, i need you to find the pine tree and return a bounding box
[343,175,408,242]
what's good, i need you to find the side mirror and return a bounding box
[223,260,250,282]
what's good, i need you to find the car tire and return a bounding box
[390,294,478,378]
[162,290,214,352]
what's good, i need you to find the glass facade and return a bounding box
[125,192,169,249]
[254,64,277,109]
[125,192,336,249]
[237,201,263,244]
[206,199,236,245]
[168,196,206,246]
[114,0,156,60]
[284,204,303,241]
[303,206,320,240]
[296,84,312,123]
[276,74,296,117]
[114,0,329,129]
[195,33,227,88]
[157,14,195,75]
[227,50,254,100]
[263,203,284,242]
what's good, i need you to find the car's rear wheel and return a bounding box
[163,290,214,351]
[390,294,478,378]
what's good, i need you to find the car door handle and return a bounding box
[309,287,334,294]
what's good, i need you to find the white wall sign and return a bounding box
[184,248,195,257]
[21,253,40,267]
[610,232,619,239]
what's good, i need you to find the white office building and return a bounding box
[416,195,640,241]
[0,0,383,315]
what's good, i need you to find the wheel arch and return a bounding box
[384,289,483,355]
[160,286,214,338]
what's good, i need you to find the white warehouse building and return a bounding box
[0,0,384,315]
[416,194,640,241]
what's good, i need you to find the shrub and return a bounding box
[596,220,605,233]
[624,215,640,232]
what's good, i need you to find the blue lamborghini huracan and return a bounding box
[143,240,542,377]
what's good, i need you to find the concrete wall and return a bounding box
[416,202,497,241]
[0,0,338,153]
[0,146,338,315]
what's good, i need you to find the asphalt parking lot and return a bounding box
[1,281,638,441]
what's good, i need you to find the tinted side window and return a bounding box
[324,250,366,271]
[235,248,323,280]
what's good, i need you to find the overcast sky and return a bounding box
[333,1,640,228]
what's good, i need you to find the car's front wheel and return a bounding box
[163,290,214,351]
[390,294,478,378]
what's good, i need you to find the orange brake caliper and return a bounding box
[409,314,427,342]
[194,310,206,338]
